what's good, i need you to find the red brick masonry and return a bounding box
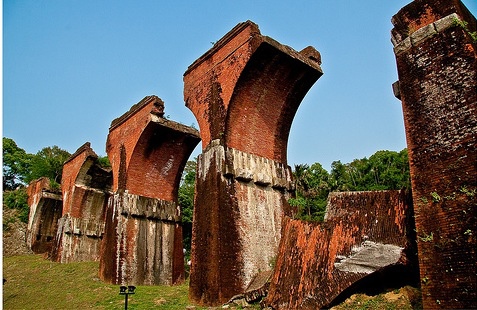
[99,96,200,285]
[26,177,62,254]
[392,1,476,308]
[265,190,417,309]
[184,21,323,305]
[51,142,112,263]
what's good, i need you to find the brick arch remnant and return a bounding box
[51,142,112,263]
[184,20,323,306]
[99,95,200,286]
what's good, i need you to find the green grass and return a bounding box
[3,254,196,309]
[331,287,422,310]
[3,254,420,310]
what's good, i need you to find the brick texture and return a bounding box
[184,21,323,306]
[264,190,417,309]
[26,177,62,254]
[51,142,112,263]
[99,96,200,285]
[392,1,477,308]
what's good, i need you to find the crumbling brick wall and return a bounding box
[264,190,418,309]
[26,177,62,254]
[99,96,200,285]
[51,142,112,263]
[391,1,476,308]
[184,20,323,306]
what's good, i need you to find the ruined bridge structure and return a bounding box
[22,1,476,307]
[26,177,62,254]
[263,0,476,308]
[391,1,476,308]
[50,142,112,263]
[99,95,201,286]
[183,20,323,305]
[265,190,418,309]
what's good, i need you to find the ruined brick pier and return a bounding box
[51,142,112,263]
[21,2,476,307]
[391,1,476,308]
[264,190,418,309]
[184,21,323,305]
[99,96,200,285]
[26,177,63,254]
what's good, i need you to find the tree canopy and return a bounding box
[289,163,330,222]
[178,159,197,258]
[25,146,71,186]
[3,138,71,223]
[2,137,71,189]
[292,149,410,222]
[2,138,32,190]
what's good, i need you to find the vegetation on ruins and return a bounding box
[453,17,477,43]
[97,155,111,168]
[291,149,411,222]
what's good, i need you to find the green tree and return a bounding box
[24,146,71,187]
[97,155,111,169]
[329,160,351,191]
[2,137,33,190]
[329,149,410,192]
[293,149,410,222]
[178,159,197,257]
[368,149,411,190]
[3,188,30,223]
[290,163,330,222]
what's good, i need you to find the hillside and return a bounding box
[3,208,32,257]
[3,254,194,309]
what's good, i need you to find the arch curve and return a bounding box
[225,42,322,163]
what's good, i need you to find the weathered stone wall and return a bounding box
[392,1,476,308]
[51,142,112,263]
[99,96,200,286]
[184,20,323,306]
[26,177,62,254]
[191,143,294,304]
[100,193,184,285]
[265,190,417,309]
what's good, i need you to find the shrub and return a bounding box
[3,188,30,223]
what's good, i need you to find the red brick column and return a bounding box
[99,96,200,285]
[184,21,323,305]
[392,1,476,308]
[51,142,112,263]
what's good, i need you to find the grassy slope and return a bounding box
[3,254,420,310]
[3,255,192,310]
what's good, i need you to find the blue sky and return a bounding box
[3,0,476,170]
